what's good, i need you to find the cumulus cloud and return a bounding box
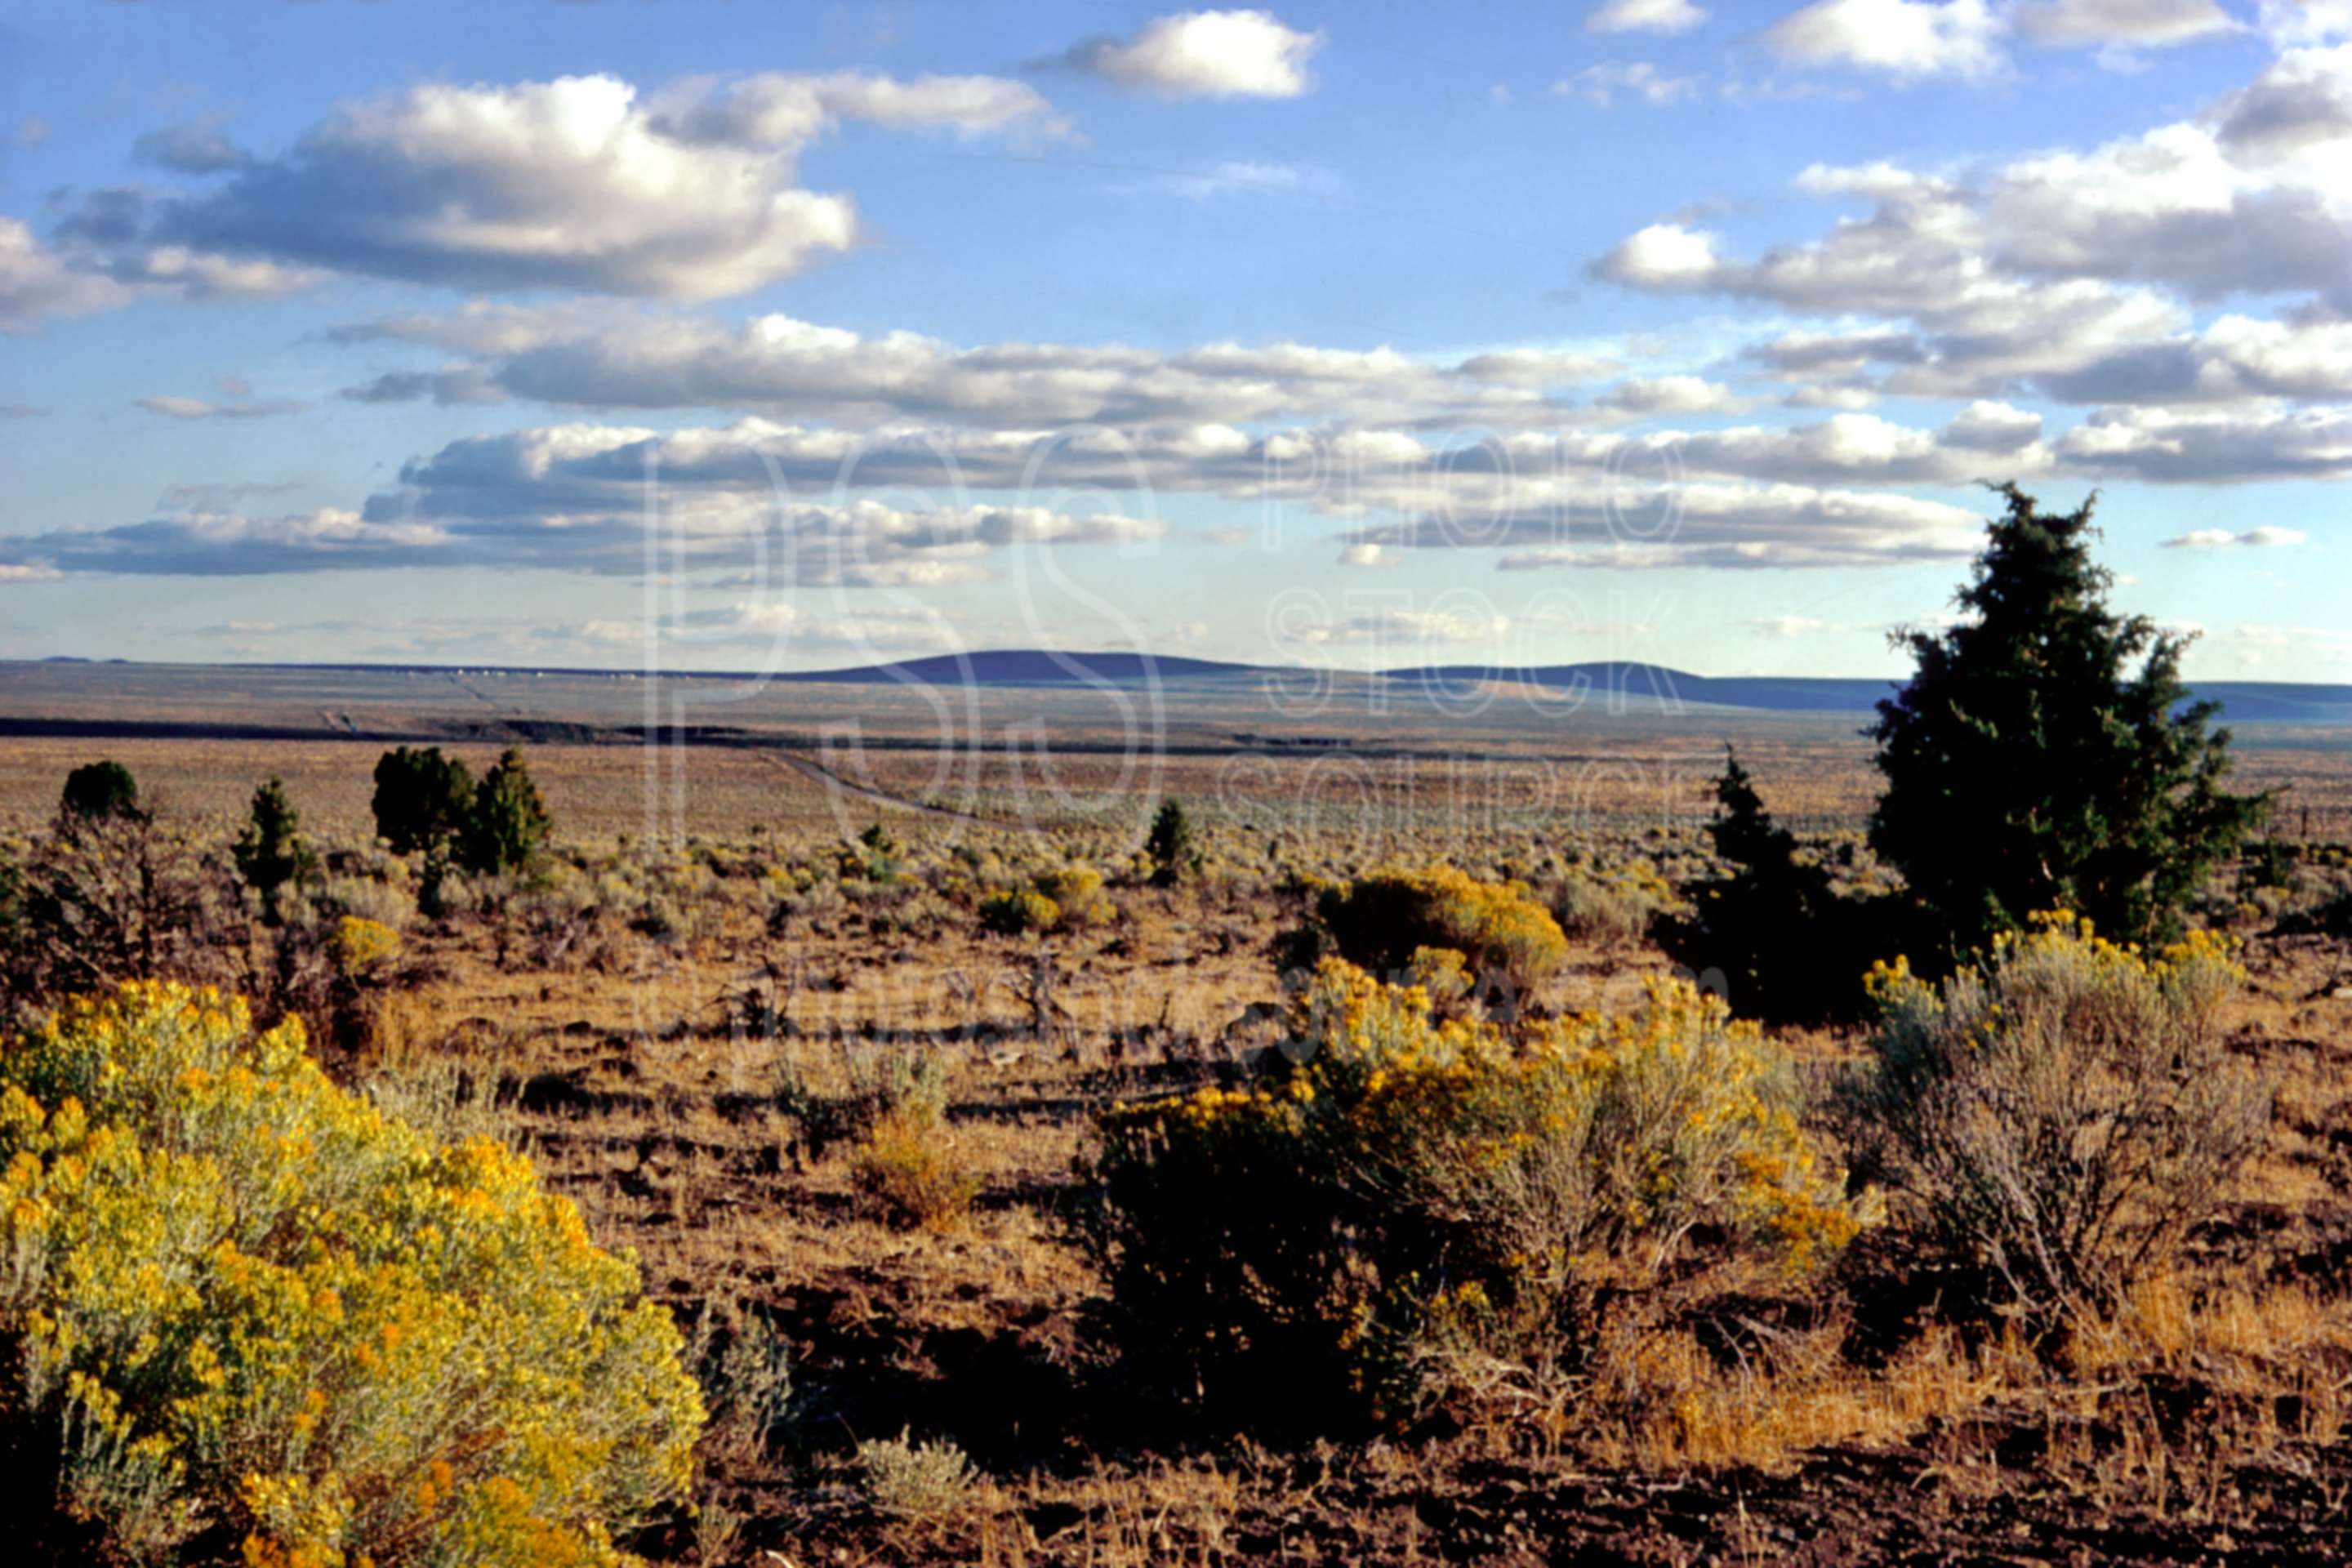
[2056,404,2352,481]
[0,478,1161,582]
[1057,10,1322,99]
[1588,0,1709,34]
[1356,482,1987,571]
[2261,1,2352,47]
[327,307,1622,428]
[1594,49,2352,410]
[0,219,131,333]
[1767,0,2008,80]
[1559,62,1699,106]
[81,72,1058,302]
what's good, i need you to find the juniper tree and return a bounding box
[1869,484,2267,958]
[461,748,553,875]
[233,776,317,924]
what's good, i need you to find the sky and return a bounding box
[0,0,2348,680]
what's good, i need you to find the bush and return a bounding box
[857,1431,978,1520]
[327,912,402,978]
[1,809,243,1019]
[851,1105,979,1230]
[775,1040,951,1160]
[0,981,703,1565]
[1036,863,1115,929]
[1082,959,1860,1423]
[1846,913,2270,1325]
[979,888,1059,936]
[1301,865,1567,999]
[1549,864,1669,947]
[60,762,140,825]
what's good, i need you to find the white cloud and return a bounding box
[2160,524,2310,547]
[1767,0,2008,80]
[331,307,1622,428]
[2260,2,2352,47]
[135,394,309,420]
[1559,62,1699,106]
[85,72,1057,301]
[2015,0,2239,52]
[1750,614,1836,636]
[1597,374,1735,413]
[1338,542,1398,568]
[1588,0,1709,34]
[0,219,130,333]
[1059,11,1322,100]
[1285,608,1512,645]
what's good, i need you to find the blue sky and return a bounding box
[1,0,2347,679]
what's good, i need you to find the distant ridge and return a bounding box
[11,654,2352,724]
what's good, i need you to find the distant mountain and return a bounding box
[764,649,1271,687]
[764,653,2352,724]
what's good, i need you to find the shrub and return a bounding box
[775,1040,951,1160]
[327,912,402,978]
[1871,485,2268,958]
[979,888,1059,936]
[461,749,554,875]
[851,1105,979,1231]
[1082,959,1860,1423]
[60,761,140,825]
[0,981,703,1565]
[1301,865,1567,999]
[857,1431,978,1520]
[233,777,318,924]
[1549,863,1669,947]
[1036,863,1115,929]
[1,810,243,1018]
[1846,913,2270,1325]
[369,746,474,858]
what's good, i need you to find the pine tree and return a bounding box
[371,746,474,858]
[461,749,553,875]
[1145,798,1201,887]
[233,776,317,924]
[1870,484,2267,958]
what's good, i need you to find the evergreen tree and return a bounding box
[233,776,317,924]
[1659,750,1875,1023]
[1145,797,1201,886]
[60,760,140,826]
[461,749,553,875]
[1870,484,2267,957]
[371,746,474,858]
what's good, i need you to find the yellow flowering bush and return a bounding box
[325,914,400,979]
[1081,959,1859,1423]
[1850,913,2270,1324]
[1296,865,1569,996]
[0,981,703,1565]
[978,888,1059,936]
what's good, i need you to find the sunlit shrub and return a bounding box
[1036,863,1116,929]
[1083,960,1859,1423]
[1298,865,1568,997]
[978,888,1059,936]
[326,913,401,979]
[851,1105,979,1231]
[857,1431,978,1520]
[0,981,704,1565]
[1549,864,1670,947]
[774,1039,951,1161]
[1847,913,2270,1325]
